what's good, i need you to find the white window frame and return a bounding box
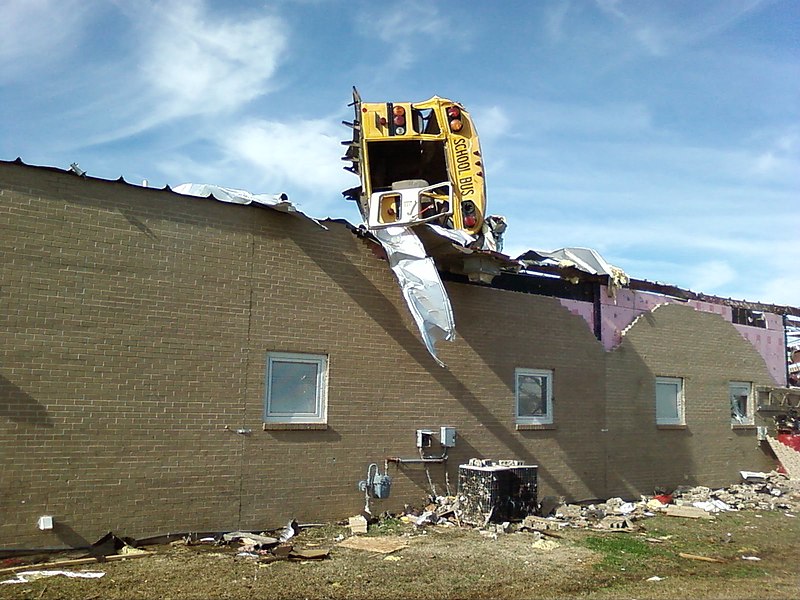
[264,352,328,424]
[515,368,553,425]
[655,376,685,426]
[729,381,754,426]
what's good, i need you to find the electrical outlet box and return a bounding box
[416,429,433,448]
[37,516,53,530]
[440,426,457,447]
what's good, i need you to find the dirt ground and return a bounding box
[1,509,798,599]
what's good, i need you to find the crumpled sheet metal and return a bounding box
[374,226,456,368]
[173,183,326,228]
[519,246,630,295]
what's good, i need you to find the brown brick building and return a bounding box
[1,159,795,549]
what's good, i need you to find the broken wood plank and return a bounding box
[289,548,330,560]
[337,536,408,554]
[678,552,725,563]
[0,551,154,575]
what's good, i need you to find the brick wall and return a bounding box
[605,303,776,498]
[0,162,780,548]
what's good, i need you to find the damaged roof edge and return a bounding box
[1,158,318,223]
[3,158,798,317]
[516,261,800,318]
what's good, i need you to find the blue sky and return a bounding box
[2,0,798,305]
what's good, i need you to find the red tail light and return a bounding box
[393,106,406,127]
[447,106,460,119]
[464,215,477,227]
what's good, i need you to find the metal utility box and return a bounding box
[416,429,434,448]
[440,426,457,447]
[457,464,538,525]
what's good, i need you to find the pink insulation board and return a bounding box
[560,286,787,385]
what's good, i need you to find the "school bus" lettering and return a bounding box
[453,137,474,196]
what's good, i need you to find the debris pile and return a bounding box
[388,470,799,536]
[399,496,461,528]
[183,520,330,564]
[527,471,800,531]
[670,472,799,512]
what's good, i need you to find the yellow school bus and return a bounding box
[342,88,487,235]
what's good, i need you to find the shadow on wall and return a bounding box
[388,432,488,499]
[451,284,609,501]
[0,374,54,427]
[605,340,695,498]
[53,521,93,551]
[288,220,573,496]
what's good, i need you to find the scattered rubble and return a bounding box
[7,472,796,579]
[384,470,800,536]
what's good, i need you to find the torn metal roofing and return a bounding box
[173,183,326,228]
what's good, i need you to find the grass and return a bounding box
[582,534,661,570]
[1,509,797,599]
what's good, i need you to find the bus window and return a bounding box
[413,108,440,135]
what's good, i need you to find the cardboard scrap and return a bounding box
[338,536,408,554]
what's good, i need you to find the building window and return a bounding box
[655,376,684,425]
[515,368,553,425]
[264,352,328,424]
[729,381,754,426]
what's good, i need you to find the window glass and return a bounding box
[516,369,553,424]
[729,381,753,425]
[265,353,327,423]
[655,377,683,425]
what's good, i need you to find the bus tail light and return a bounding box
[462,200,477,228]
[389,104,406,135]
[447,106,463,132]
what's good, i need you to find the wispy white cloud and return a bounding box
[685,259,738,292]
[157,116,353,215]
[139,1,287,120]
[217,118,352,195]
[593,0,770,57]
[760,275,800,307]
[494,116,798,304]
[473,106,511,140]
[82,0,289,145]
[0,0,92,81]
[355,0,454,70]
[750,126,800,177]
[544,0,573,42]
